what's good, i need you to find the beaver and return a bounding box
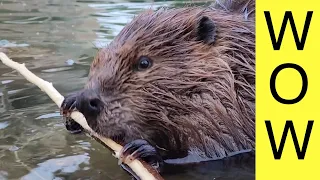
[61,0,255,174]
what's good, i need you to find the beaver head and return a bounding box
[73,6,255,160]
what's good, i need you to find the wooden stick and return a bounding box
[0,52,164,180]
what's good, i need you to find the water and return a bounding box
[0,0,254,179]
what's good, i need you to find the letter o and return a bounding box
[270,63,308,104]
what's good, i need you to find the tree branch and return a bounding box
[0,52,164,180]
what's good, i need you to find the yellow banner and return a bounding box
[257,0,320,179]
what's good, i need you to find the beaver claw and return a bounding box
[60,93,83,134]
[60,93,78,117]
[119,139,163,173]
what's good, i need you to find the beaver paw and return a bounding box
[64,117,83,134]
[60,93,78,117]
[119,139,163,173]
[60,93,83,134]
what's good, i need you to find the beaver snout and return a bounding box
[76,89,102,122]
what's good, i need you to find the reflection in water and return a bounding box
[89,1,174,48]
[21,154,90,180]
[0,0,254,179]
[0,122,9,130]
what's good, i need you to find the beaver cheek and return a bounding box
[75,89,102,130]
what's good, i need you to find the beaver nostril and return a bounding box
[89,98,100,110]
[76,90,102,120]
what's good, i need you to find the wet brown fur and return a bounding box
[85,0,255,161]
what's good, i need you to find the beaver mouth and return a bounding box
[84,116,127,145]
[71,89,132,145]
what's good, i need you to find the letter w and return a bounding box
[265,120,313,159]
[264,11,313,50]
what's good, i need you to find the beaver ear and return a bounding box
[196,16,216,44]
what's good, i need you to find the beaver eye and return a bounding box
[137,56,152,71]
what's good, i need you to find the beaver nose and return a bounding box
[76,90,102,120]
